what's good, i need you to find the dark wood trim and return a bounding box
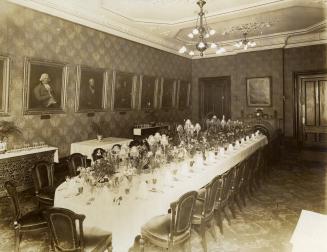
[293,69,327,146]
[198,76,231,120]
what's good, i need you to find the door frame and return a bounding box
[294,70,327,146]
[198,76,231,121]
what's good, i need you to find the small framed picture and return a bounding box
[246,77,272,107]
[23,58,68,115]
[112,71,137,111]
[159,78,176,109]
[177,80,191,109]
[139,75,158,110]
[0,56,10,116]
[75,66,107,112]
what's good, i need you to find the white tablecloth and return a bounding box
[70,137,132,159]
[0,146,59,162]
[55,135,267,252]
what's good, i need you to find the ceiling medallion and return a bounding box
[178,0,225,57]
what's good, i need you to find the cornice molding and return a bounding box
[7,0,327,60]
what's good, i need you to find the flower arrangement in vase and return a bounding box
[91,120,107,141]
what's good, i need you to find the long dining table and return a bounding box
[54,134,268,252]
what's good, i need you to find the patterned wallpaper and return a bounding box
[0,1,192,157]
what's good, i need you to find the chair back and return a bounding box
[232,162,243,190]
[203,175,222,217]
[31,161,54,194]
[217,168,235,207]
[4,181,21,221]
[170,191,198,238]
[43,207,85,252]
[67,153,87,177]
[92,148,106,162]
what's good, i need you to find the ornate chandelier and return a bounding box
[178,0,225,57]
[234,32,256,50]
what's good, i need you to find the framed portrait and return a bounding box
[112,71,137,111]
[159,78,176,109]
[0,56,10,116]
[246,77,272,107]
[23,58,68,115]
[139,75,158,110]
[75,66,107,112]
[177,80,191,109]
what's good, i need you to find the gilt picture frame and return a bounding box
[111,71,137,111]
[246,77,272,107]
[159,77,177,109]
[138,75,158,110]
[177,80,191,110]
[75,66,107,112]
[0,56,10,116]
[23,57,68,115]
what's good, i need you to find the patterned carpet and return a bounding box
[0,149,326,252]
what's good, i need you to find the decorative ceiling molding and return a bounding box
[7,0,327,59]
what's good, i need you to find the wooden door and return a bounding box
[298,74,327,147]
[200,76,231,120]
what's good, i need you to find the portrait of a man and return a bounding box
[161,78,175,109]
[140,76,156,110]
[178,80,190,109]
[113,71,134,110]
[77,67,105,112]
[33,73,58,108]
[24,58,67,114]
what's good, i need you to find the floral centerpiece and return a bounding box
[91,120,107,141]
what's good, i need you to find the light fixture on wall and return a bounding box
[234,33,256,50]
[178,0,224,57]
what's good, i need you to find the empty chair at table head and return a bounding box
[92,148,106,162]
[67,153,87,177]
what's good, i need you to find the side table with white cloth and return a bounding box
[290,210,327,252]
[70,137,132,160]
[55,135,268,252]
[0,146,59,197]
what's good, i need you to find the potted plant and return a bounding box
[91,121,106,141]
[0,121,22,153]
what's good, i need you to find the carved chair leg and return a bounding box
[228,202,237,219]
[200,221,207,252]
[235,194,243,212]
[14,229,21,252]
[208,219,217,241]
[214,209,223,235]
[139,236,145,252]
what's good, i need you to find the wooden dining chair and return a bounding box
[67,153,87,177]
[192,175,221,252]
[31,161,56,207]
[91,148,106,162]
[140,191,198,252]
[214,168,235,234]
[5,181,48,252]
[43,207,112,252]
